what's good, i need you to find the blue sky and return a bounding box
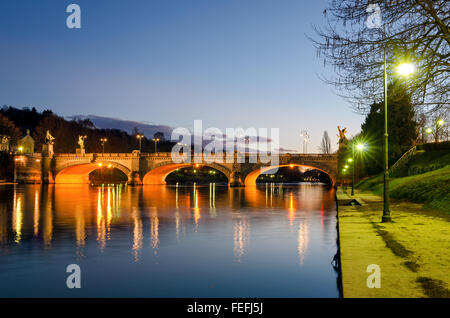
[0,0,363,152]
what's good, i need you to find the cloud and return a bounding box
[68,115,174,138]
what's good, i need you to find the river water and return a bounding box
[0,183,339,297]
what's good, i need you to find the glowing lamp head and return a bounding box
[437,119,444,126]
[347,158,353,163]
[356,143,365,151]
[17,146,23,152]
[397,63,415,76]
[425,128,433,134]
[98,163,103,167]
[289,164,294,168]
[344,165,349,169]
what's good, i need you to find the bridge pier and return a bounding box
[41,156,55,184]
[128,171,143,185]
[229,171,244,187]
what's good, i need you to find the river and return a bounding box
[0,183,339,297]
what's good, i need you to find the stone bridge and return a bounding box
[14,151,338,186]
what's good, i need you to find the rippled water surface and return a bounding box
[0,183,339,297]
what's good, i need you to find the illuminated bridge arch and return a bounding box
[142,161,232,185]
[243,163,336,186]
[55,161,132,184]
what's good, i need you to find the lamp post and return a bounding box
[425,119,445,143]
[350,143,365,196]
[436,118,444,142]
[152,138,160,153]
[136,134,144,152]
[100,138,108,155]
[382,45,415,223]
[342,168,348,189]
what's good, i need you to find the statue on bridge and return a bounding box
[337,126,348,149]
[76,135,87,155]
[78,135,87,149]
[45,130,55,145]
[0,135,10,152]
[42,130,55,157]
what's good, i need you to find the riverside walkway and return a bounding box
[337,188,450,298]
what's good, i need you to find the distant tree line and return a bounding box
[0,106,175,153]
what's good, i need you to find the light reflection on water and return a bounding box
[0,183,339,297]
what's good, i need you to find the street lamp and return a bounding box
[350,142,366,196]
[100,138,108,155]
[396,63,415,76]
[152,138,160,153]
[136,134,144,152]
[382,45,416,222]
[342,168,348,189]
[424,119,446,143]
[436,118,445,142]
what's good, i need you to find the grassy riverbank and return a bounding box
[337,188,450,297]
[356,165,450,212]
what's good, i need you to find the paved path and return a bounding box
[337,188,450,298]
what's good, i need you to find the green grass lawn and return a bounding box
[356,165,450,212]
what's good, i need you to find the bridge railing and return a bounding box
[33,151,337,161]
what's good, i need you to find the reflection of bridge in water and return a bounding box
[14,152,338,186]
[3,184,336,263]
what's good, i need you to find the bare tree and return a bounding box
[310,0,449,114]
[319,131,332,154]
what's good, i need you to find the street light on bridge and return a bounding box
[100,138,108,155]
[136,134,144,152]
[152,137,160,153]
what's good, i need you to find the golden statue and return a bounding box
[337,126,348,144]
[45,130,55,145]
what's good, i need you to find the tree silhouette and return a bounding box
[311,0,449,113]
[319,131,332,154]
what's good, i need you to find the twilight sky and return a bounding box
[0,0,363,152]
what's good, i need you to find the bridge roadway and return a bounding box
[14,151,338,186]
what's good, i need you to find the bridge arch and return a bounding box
[243,164,336,186]
[142,162,232,185]
[55,161,132,184]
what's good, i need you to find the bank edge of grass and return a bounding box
[356,165,450,212]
